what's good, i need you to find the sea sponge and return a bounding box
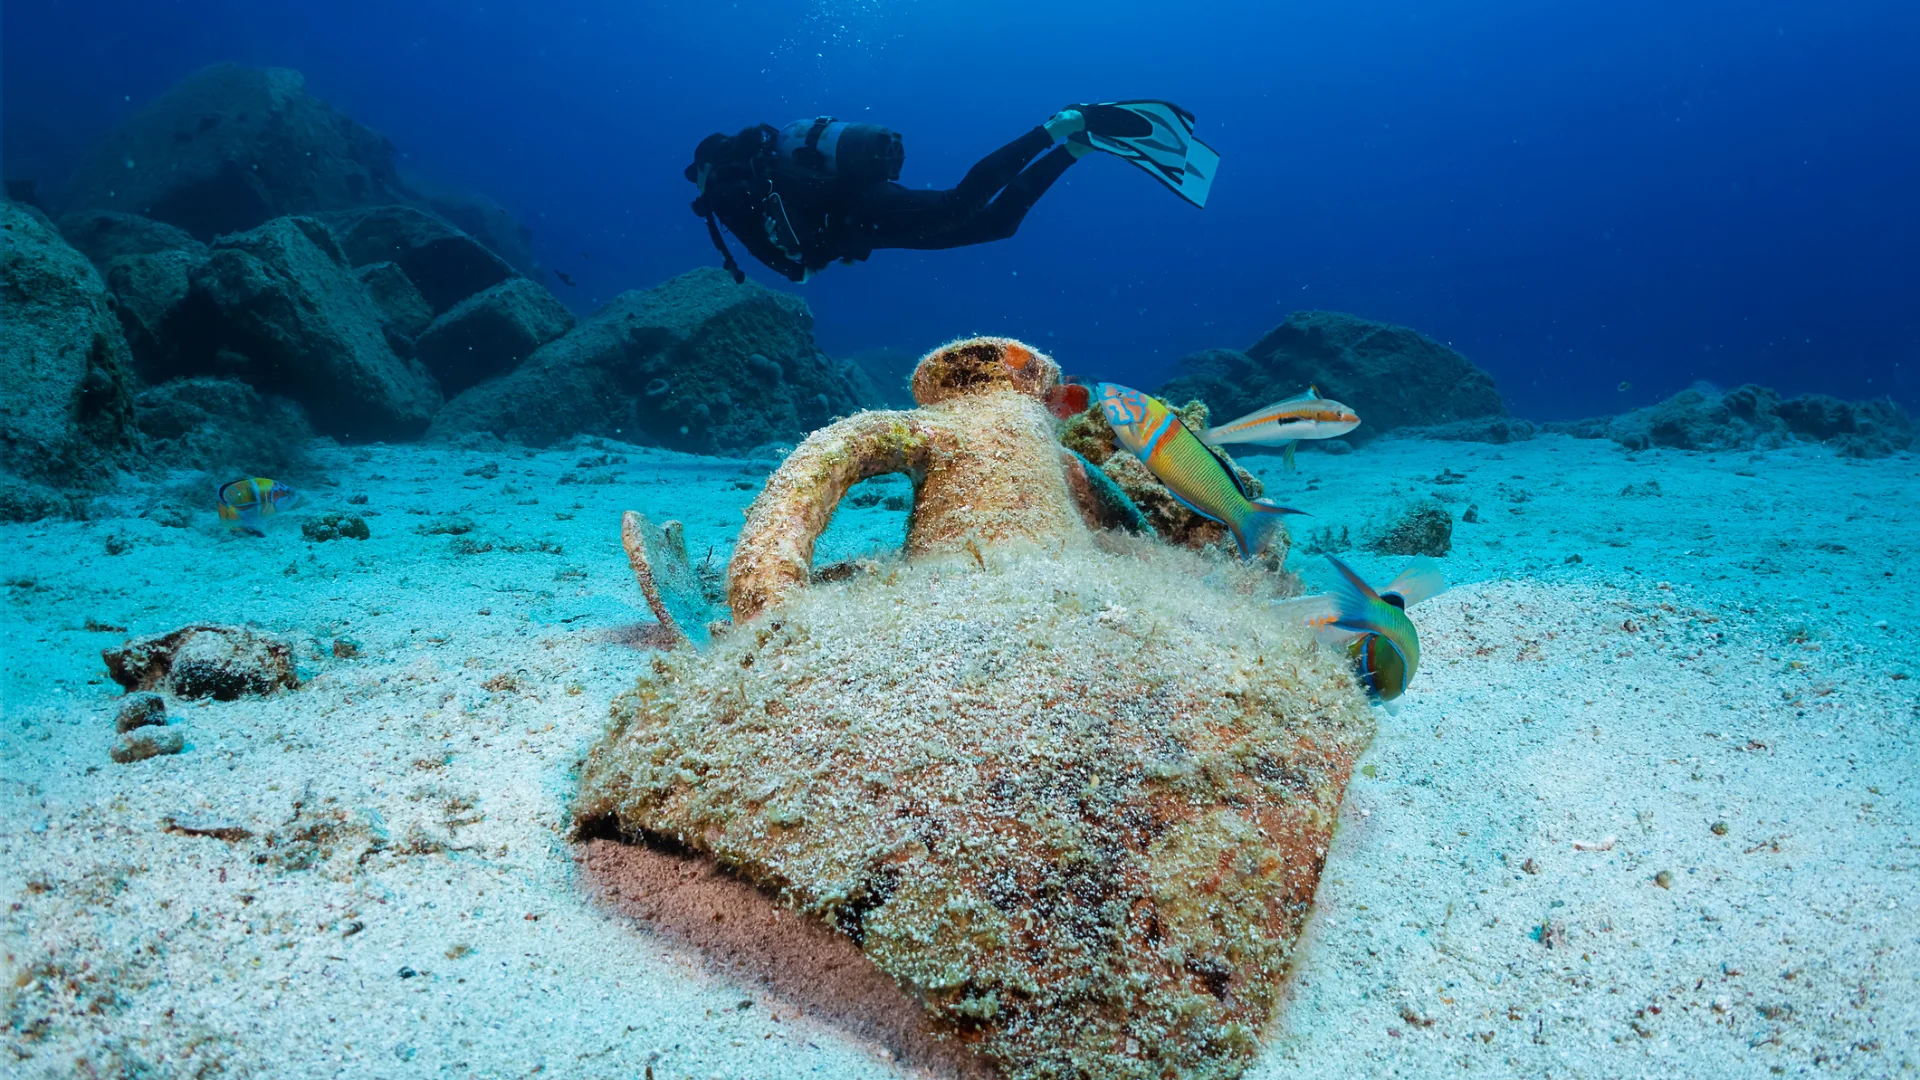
[577,544,1371,1080]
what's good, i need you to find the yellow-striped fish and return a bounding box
[1199,386,1360,470]
[1097,383,1306,558]
[216,477,301,537]
[1280,554,1445,710]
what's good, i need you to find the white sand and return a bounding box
[2,432,1914,1077]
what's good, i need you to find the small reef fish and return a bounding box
[1280,554,1445,711]
[1096,382,1306,558]
[1617,380,1632,392]
[216,477,301,537]
[1198,386,1360,470]
[553,269,576,287]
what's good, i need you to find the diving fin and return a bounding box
[1068,100,1218,209]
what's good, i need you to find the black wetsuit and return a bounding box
[701,126,1076,282]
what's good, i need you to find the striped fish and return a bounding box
[1199,386,1360,470]
[1096,383,1306,559]
[216,477,301,537]
[1280,554,1445,710]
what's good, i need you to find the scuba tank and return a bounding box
[774,117,904,185]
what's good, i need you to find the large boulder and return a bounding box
[56,211,205,271]
[354,261,434,352]
[413,277,573,393]
[318,205,514,313]
[105,248,208,374]
[59,64,413,240]
[1549,383,1914,458]
[0,201,139,489]
[428,267,867,452]
[1159,312,1505,442]
[135,377,312,475]
[188,216,440,438]
[403,173,537,276]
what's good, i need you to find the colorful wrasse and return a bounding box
[1096,382,1306,558]
[1199,386,1360,470]
[1279,554,1445,710]
[216,477,301,537]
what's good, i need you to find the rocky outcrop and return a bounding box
[318,205,515,313]
[105,248,207,374]
[354,261,434,352]
[1548,384,1914,458]
[56,211,205,271]
[104,624,298,700]
[59,64,414,240]
[134,377,312,475]
[1160,313,1505,441]
[403,174,537,277]
[0,201,139,490]
[414,277,573,393]
[188,216,440,438]
[428,268,866,452]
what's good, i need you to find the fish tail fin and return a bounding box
[1322,553,1383,621]
[1235,498,1308,559]
[1382,556,1447,608]
[1281,440,1298,471]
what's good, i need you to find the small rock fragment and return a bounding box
[113,692,167,732]
[112,728,185,763]
[1366,499,1453,556]
[303,513,371,542]
[104,624,298,700]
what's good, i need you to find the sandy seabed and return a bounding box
[2,431,1914,1079]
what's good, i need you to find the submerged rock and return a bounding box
[1160,312,1505,441]
[111,728,185,764]
[1550,383,1914,458]
[403,174,537,277]
[56,211,206,271]
[113,692,168,732]
[134,377,312,475]
[105,248,209,374]
[0,201,140,491]
[354,261,435,352]
[428,267,866,453]
[413,277,573,393]
[59,63,413,239]
[319,205,515,314]
[104,624,298,700]
[1366,500,1453,557]
[301,513,370,542]
[189,216,441,438]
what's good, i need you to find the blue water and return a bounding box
[6,0,1917,418]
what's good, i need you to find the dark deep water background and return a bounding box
[5,0,1917,420]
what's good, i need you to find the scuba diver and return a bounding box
[685,101,1218,284]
